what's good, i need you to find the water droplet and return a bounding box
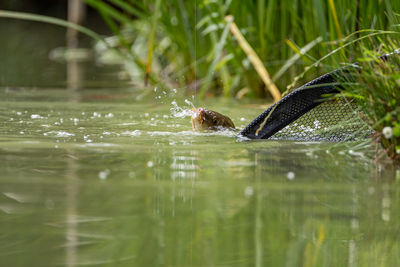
[121,130,141,137]
[31,114,42,119]
[244,186,254,197]
[98,169,110,180]
[184,99,196,108]
[287,172,295,180]
[170,100,193,118]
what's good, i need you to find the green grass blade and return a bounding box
[108,0,147,19]
[0,10,105,44]
[199,16,232,98]
[273,36,323,82]
[177,0,196,63]
[84,0,132,24]
[98,9,121,36]
[257,0,266,58]
[313,0,328,40]
[286,30,399,90]
[145,0,162,85]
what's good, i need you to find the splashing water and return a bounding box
[170,100,195,118]
[184,99,196,109]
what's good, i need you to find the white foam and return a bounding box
[170,100,194,118]
[121,130,142,137]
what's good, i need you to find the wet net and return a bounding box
[270,98,371,141]
[239,68,372,141]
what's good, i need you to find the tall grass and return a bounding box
[86,0,399,98]
[338,40,400,162]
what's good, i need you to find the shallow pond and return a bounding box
[1,21,400,267]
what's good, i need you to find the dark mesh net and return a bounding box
[239,68,372,141]
[239,52,400,141]
[270,98,371,141]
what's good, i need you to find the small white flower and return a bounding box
[382,126,393,139]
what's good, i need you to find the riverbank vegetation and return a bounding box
[85,0,399,98]
[85,0,400,161]
[339,42,400,163]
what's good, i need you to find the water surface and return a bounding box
[1,21,400,267]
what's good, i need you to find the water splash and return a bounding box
[121,130,142,137]
[147,129,237,137]
[44,131,75,138]
[184,99,196,109]
[170,100,195,118]
[98,169,110,180]
[31,114,46,119]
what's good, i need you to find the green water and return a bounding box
[1,21,400,267]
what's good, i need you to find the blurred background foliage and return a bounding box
[2,0,400,99]
[84,0,400,98]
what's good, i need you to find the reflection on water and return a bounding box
[0,89,399,266]
[1,21,400,267]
